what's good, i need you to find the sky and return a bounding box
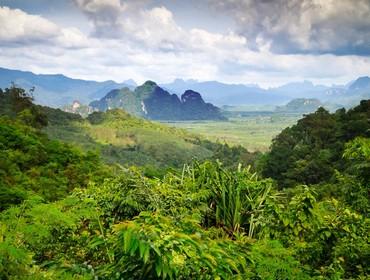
[0,0,370,87]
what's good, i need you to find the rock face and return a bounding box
[62,100,97,117]
[89,81,225,120]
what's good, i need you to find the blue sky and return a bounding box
[0,0,370,87]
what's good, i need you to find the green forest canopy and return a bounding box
[0,86,369,279]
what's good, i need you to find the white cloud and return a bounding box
[0,3,370,89]
[209,0,370,55]
[74,0,125,13]
[57,28,90,49]
[0,6,89,48]
[0,6,59,44]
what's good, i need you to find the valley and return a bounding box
[1,1,370,278]
[1,83,369,280]
[164,113,300,152]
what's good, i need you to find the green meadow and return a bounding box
[164,113,300,152]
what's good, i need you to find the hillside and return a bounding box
[90,81,225,121]
[45,109,213,170]
[275,98,323,113]
[0,86,253,175]
[264,100,370,188]
[45,108,256,173]
[349,76,370,91]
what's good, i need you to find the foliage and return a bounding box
[46,108,256,170]
[0,117,111,210]
[0,88,112,210]
[262,187,370,279]
[263,101,370,187]
[248,240,310,280]
[0,86,47,128]
[109,212,250,279]
[172,161,277,237]
[0,89,369,279]
[1,155,369,279]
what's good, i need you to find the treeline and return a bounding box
[262,101,370,215]
[0,86,369,279]
[263,102,370,187]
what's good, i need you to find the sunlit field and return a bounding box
[164,113,300,152]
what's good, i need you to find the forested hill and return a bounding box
[89,81,226,121]
[0,86,369,279]
[263,100,370,189]
[0,86,255,176]
[0,87,112,211]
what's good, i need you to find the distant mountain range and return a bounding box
[162,78,370,107]
[0,67,369,109]
[89,81,225,121]
[0,67,135,107]
[161,79,288,105]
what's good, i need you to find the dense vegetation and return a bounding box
[0,87,112,211]
[45,101,255,175]
[0,86,369,279]
[263,102,370,188]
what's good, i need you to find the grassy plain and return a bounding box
[164,113,301,152]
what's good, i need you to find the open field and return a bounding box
[164,113,301,152]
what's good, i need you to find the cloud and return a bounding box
[74,0,127,37]
[0,6,89,48]
[209,0,370,55]
[1,3,370,88]
[74,0,248,54]
[0,6,60,44]
[57,27,90,49]
[75,0,186,51]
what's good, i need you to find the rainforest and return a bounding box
[1,1,370,279]
[0,86,369,279]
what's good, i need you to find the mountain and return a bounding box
[348,76,370,91]
[90,81,225,120]
[163,78,370,108]
[322,76,370,107]
[1,67,369,109]
[276,98,323,113]
[271,81,329,99]
[0,67,133,107]
[162,79,289,105]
